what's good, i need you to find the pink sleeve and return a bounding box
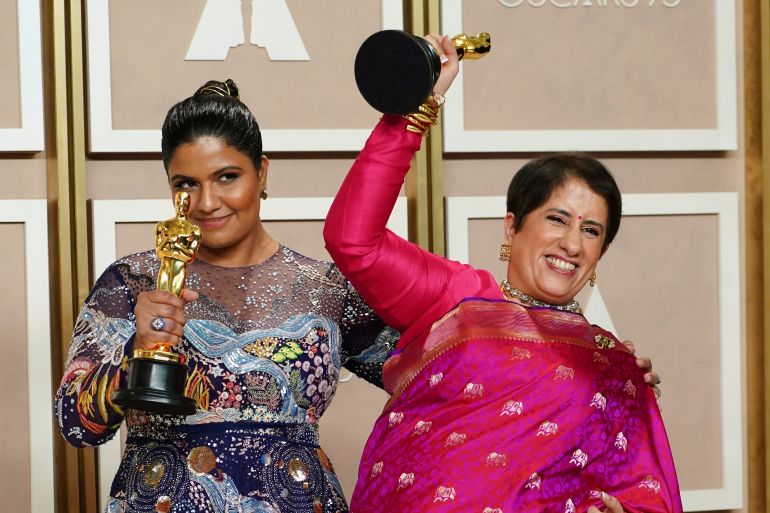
[324,115,500,346]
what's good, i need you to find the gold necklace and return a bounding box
[500,280,581,313]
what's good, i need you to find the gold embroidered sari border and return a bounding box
[384,300,623,407]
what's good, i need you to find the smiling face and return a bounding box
[167,136,269,263]
[504,178,608,305]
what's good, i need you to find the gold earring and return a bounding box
[499,244,511,262]
[589,272,596,287]
[260,190,268,200]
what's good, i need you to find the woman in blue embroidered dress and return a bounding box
[54,80,395,513]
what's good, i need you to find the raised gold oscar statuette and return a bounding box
[112,191,201,415]
[451,32,491,60]
[354,30,491,115]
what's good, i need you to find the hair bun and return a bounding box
[194,79,240,100]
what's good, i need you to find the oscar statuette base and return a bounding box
[112,356,197,416]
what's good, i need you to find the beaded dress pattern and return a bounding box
[55,246,396,513]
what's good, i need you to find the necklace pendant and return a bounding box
[594,334,615,349]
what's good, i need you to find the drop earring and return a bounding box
[499,244,511,262]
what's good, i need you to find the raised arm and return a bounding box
[324,36,499,344]
[324,114,498,344]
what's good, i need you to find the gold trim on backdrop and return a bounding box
[744,0,766,512]
[69,0,90,309]
[427,0,446,256]
[403,0,446,254]
[404,0,432,249]
[68,0,99,510]
[44,0,96,512]
[406,144,432,248]
[43,1,78,511]
[760,0,770,508]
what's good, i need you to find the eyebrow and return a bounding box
[546,208,605,230]
[170,165,244,182]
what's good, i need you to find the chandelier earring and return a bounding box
[589,272,597,288]
[499,243,511,262]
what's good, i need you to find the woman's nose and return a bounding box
[560,226,582,256]
[196,185,220,213]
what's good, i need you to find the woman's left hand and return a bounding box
[623,339,662,397]
[422,34,460,97]
[586,492,625,513]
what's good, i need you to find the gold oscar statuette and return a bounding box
[354,30,491,114]
[451,32,491,60]
[112,191,201,415]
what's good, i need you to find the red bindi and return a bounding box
[578,215,583,220]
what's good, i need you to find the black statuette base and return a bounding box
[112,357,197,416]
[355,30,441,115]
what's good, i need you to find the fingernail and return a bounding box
[440,54,449,64]
[601,491,608,500]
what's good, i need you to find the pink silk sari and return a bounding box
[350,299,682,513]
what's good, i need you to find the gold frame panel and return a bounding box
[759,0,770,505]
[44,0,94,511]
[404,0,446,254]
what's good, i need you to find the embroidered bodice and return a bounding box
[55,245,396,512]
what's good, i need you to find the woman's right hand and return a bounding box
[133,288,199,351]
[423,34,460,97]
[586,492,626,513]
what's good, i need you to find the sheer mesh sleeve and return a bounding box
[54,260,151,447]
[336,270,400,390]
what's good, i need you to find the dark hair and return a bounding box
[161,79,262,171]
[506,152,622,252]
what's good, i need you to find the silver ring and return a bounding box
[150,316,166,331]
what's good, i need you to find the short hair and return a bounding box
[161,79,262,172]
[506,153,622,252]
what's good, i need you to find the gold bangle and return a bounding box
[418,103,438,118]
[402,95,442,135]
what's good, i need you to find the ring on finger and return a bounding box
[150,316,166,332]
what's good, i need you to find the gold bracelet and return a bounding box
[402,95,442,135]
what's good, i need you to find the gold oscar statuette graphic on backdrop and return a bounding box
[354,30,491,114]
[112,191,201,415]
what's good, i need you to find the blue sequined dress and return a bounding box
[55,246,396,513]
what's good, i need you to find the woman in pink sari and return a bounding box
[324,36,681,513]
